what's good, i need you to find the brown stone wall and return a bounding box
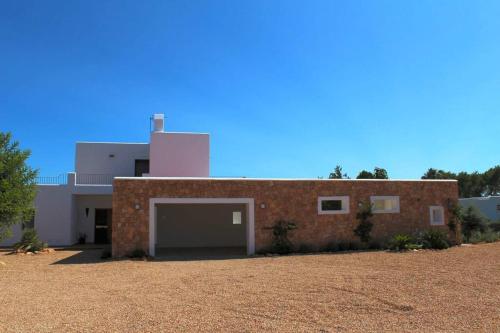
[112,179,459,257]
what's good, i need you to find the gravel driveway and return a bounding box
[1,243,499,332]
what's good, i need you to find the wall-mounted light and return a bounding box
[85,208,89,218]
[135,204,141,210]
[109,154,115,158]
[260,203,266,209]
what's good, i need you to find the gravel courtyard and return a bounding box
[1,243,499,332]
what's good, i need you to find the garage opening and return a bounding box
[149,198,255,258]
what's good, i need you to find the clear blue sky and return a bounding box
[1,1,499,179]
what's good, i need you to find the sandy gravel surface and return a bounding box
[1,243,499,332]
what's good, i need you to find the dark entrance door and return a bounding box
[95,209,112,244]
[135,159,150,177]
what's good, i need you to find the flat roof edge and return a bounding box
[76,141,149,145]
[114,177,458,182]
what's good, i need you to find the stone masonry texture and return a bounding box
[112,179,459,257]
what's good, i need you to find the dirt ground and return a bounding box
[1,243,499,333]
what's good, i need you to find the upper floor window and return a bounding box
[318,196,350,215]
[370,196,400,213]
[429,206,445,225]
[135,159,150,177]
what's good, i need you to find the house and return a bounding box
[2,114,460,256]
[459,196,500,222]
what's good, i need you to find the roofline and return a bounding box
[459,196,500,200]
[114,177,458,182]
[153,132,210,135]
[76,141,149,145]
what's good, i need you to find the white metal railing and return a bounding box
[75,174,114,185]
[36,174,68,185]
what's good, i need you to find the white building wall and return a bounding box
[75,142,149,177]
[34,184,74,246]
[459,196,500,222]
[149,132,209,177]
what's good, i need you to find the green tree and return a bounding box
[373,167,388,179]
[0,132,37,242]
[354,202,374,243]
[356,170,374,179]
[483,165,500,196]
[421,168,456,180]
[356,167,389,179]
[461,206,488,241]
[329,165,349,179]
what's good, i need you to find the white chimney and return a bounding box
[152,114,164,132]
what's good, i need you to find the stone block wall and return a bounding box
[112,179,459,257]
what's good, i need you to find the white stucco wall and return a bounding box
[75,195,112,243]
[149,132,209,177]
[75,142,149,177]
[34,185,74,246]
[459,196,500,222]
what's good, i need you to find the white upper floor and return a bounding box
[40,114,210,186]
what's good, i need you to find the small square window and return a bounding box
[497,204,500,211]
[370,196,400,213]
[429,206,445,225]
[232,211,242,224]
[318,196,349,215]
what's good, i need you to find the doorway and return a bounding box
[94,208,112,244]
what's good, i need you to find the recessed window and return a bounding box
[370,196,400,213]
[232,211,242,224]
[318,196,349,215]
[429,206,445,225]
[497,204,500,211]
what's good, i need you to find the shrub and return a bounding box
[462,206,488,241]
[469,230,500,244]
[447,203,463,233]
[296,243,315,253]
[419,229,449,249]
[14,228,47,253]
[267,220,297,254]
[129,248,147,258]
[388,234,417,251]
[354,202,374,243]
[489,222,500,232]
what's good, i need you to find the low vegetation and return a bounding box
[13,228,47,253]
[353,202,374,243]
[267,220,297,254]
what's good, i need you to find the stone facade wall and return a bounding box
[112,179,459,257]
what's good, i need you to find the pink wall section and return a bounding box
[149,132,209,177]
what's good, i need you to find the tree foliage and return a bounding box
[354,202,374,243]
[0,132,37,242]
[421,166,500,198]
[356,167,389,179]
[328,165,349,179]
[461,206,488,241]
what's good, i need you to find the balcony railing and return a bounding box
[76,174,114,185]
[36,173,114,185]
[35,174,68,185]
